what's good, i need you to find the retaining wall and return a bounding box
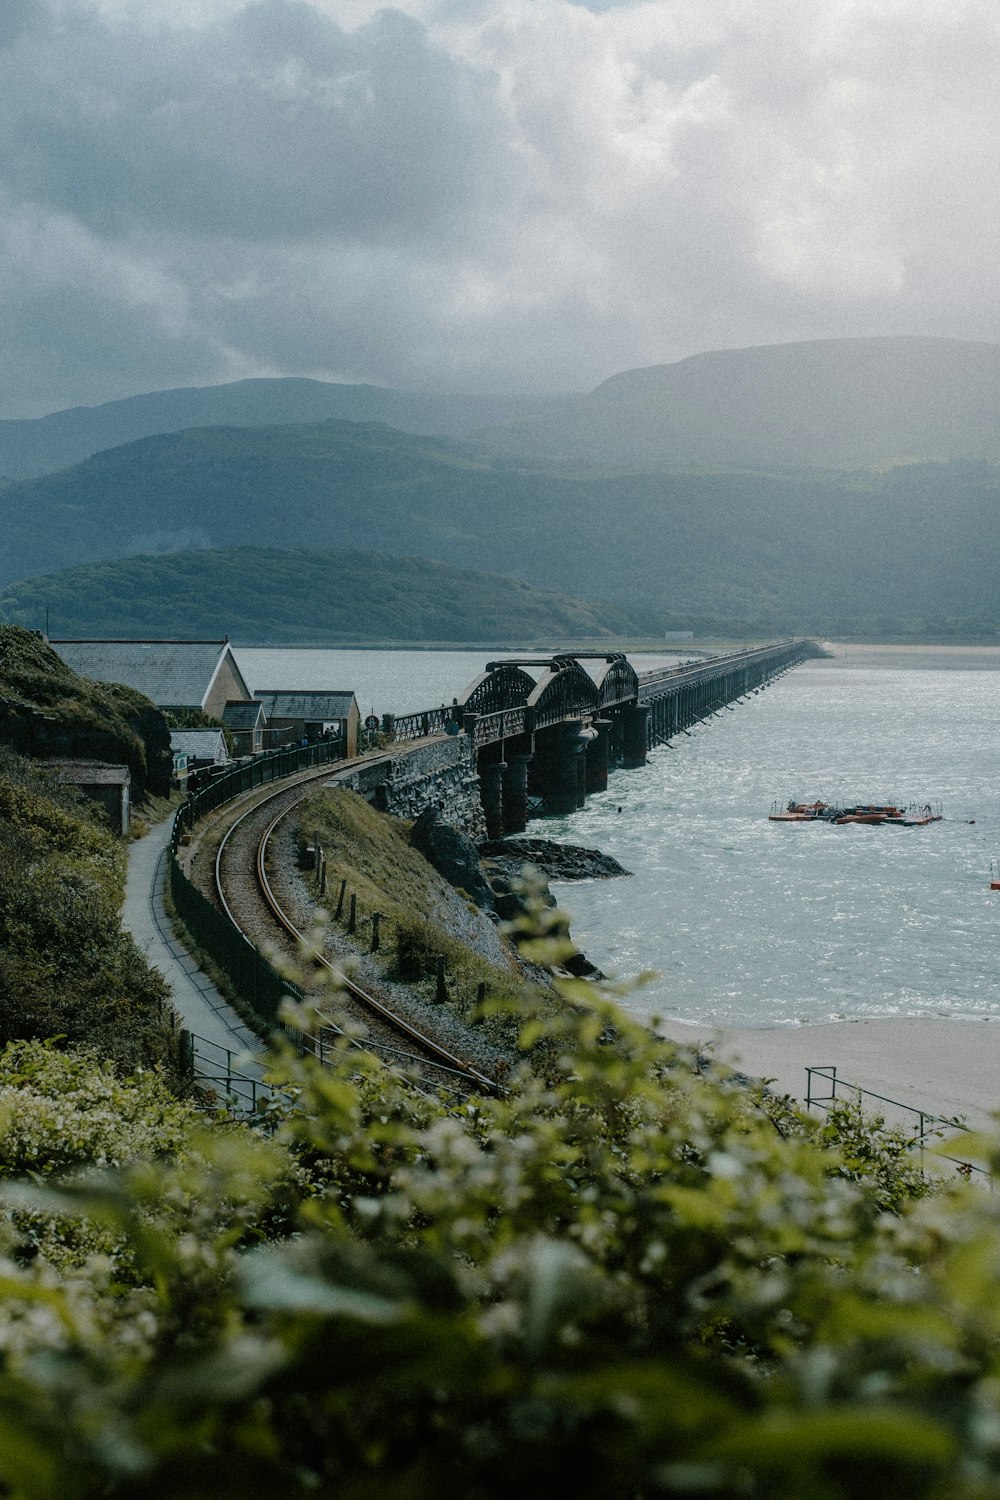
[330,735,486,839]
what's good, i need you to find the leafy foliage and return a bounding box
[0,750,176,1071]
[0,899,995,1497]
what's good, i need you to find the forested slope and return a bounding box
[2,418,998,635]
[0,547,656,644]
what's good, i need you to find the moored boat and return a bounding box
[768,799,834,822]
[770,799,941,827]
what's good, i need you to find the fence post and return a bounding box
[436,956,447,1003]
[347,893,356,935]
[179,1029,195,1082]
[371,912,382,953]
[335,879,346,919]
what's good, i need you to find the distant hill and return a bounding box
[1,417,998,637]
[0,377,572,481]
[477,337,1000,470]
[9,336,1000,482]
[9,337,1000,483]
[0,548,655,645]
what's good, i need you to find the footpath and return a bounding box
[123,813,264,1067]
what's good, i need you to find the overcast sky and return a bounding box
[3,0,1000,417]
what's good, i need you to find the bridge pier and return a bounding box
[622,704,651,768]
[609,711,625,767]
[478,757,506,839]
[586,718,612,793]
[501,746,533,833]
[530,719,595,814]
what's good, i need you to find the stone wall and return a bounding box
[329,735,486,840]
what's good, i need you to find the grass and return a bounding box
[298,788,559,1050]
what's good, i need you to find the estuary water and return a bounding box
[235,644,1000,1031]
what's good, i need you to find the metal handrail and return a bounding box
[805,1064,990,1183]
[181,1030,283,1114]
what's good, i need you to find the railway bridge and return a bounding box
[385,640,821,837]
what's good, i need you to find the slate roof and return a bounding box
[170,730,230,763]
[49,639,251,710]
[222,700,266,729]
[254,690,357,720]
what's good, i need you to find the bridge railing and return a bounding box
[637,641,809,697]
[384,641,815,748]
[471,707,528,746]
[387,706,452,741]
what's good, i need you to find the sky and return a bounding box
[3,0,1000,417]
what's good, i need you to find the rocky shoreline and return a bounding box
[405,812,628,985]
[478,837,632,884]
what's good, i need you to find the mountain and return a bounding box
[0,377,572,481]
[0,548,654,644]
[1,417,998,637]
[9,335,1000,483]
[477,337,1000,470]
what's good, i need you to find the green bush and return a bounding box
[0,917,993,1498]
[0,750,176,1072]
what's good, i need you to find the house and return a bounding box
[222,699,266,756]
[48,639,253,718]
[42,760,132,836]
[253,690,360,757]
[169,729,230,787]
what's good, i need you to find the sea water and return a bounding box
[235,644,1000,1030]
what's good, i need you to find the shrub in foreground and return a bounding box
[0,750,175,1071]
[0,929,994,1499]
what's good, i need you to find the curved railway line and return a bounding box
[203,776,502,1098]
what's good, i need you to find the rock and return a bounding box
[411,809,496,911]
[561,951,606,981]
[478,837,631,882]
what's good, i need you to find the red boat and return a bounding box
[770,800,942,827]
[768,800,833,822]
[834,803,905,825]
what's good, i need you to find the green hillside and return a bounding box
[1,418,999,637]
[0,625,172,796]
[0,548,654,644]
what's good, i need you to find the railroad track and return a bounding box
[210,778,502,1098]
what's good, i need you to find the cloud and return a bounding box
[3,0,1000,415]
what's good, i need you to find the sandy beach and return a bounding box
[660,1016,1000,1135]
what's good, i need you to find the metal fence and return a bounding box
[167,740,341,1030]
[168,856,302,1028]
[173,738,343,842]
[805,1064,990,1183]
[179,1030,285,1115]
